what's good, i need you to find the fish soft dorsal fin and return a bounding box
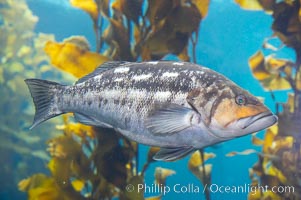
[145,103,202,135]
[153,146,195,161]
[76,61,129,84]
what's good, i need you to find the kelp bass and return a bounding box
[25,61,277,161]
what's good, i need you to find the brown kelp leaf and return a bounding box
[146,0,175,27]
[143,2,204,59]
[56,115,96,139]
[251,155,264,178]
[287,93,295,113]
[64,36,91,51]
[188,151,214,185]
[270,137,294,154]
[97,0,110,17]
[27,179,62,200]
[272,2,301,50]
[102,19,133,61]
[226,149,257,157]
[266,75,291,90]
[18,173,51,192]
[142,25,172,58]
[225,152,238,157]
[112,0,142,25]
[263,37,282,51]
[70,0,99,21]
[133,24,141,46]
[147,146,160,163]
[249,51,271,80]
[44,37,110,78]
[154,167,176,186]
[166,5,202,34]
[188,151,216,169]
[142,25,189,59]
[46,136,92,187]
[259,0,277,11]
[191,0,210,18]
[18,173,68,200]
[140,146,160,175]
[263,163,287,183]
[248,189,282,200]
[265,55,293,72]
[188,150,203,168]
[120,175,144,200]
[145,195,162,200]
[47,158,72,188]
[278,112,301,138]
[263,125,278,153]
[235,0,264,11]
[249,51,291,90]
[70,179,85,192]
[177,47,190,61]
[296,70,301,91]
[252,134,264,146]
[47,135,82,159]
[70,178,92,198]
[263,42,279,51]
[96,134,134,189]
[281,150,299,172]
[189,164,212,185]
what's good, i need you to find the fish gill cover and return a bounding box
[0,0,300,199]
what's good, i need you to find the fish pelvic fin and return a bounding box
[153,146,195,161]
[25,79,65,129]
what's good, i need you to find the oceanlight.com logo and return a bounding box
[125,183,295,196]
[204,184,295,195]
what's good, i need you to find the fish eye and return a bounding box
[235,94,247,106]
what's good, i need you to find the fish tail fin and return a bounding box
[25,78,65,129]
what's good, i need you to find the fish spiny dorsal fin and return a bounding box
[76,61,130,84]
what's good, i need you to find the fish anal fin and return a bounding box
[145,103,201,135]
[74,113,112,128]
[153,146,195,161]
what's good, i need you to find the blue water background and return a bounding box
[21,0,292,199]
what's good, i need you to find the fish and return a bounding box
[25,61,278,161]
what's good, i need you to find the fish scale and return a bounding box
[25,61,277,161]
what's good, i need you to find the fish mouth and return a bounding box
[238,111,278,132]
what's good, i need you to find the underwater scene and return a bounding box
[1,0,301,199]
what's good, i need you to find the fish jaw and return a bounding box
[209,111,277,140]
[236,111,277,133]
[209,98,278,139]
[218,111,277,139]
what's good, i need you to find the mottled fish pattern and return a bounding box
[25,61,277,161]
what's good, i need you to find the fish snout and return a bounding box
[237,111,278,133]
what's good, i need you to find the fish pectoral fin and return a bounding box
[153,146,195,161]
[74,113,112,128]
[145,104,201,135]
